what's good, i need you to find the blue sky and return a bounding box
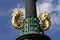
[0,0,60,40]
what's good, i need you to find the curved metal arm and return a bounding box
[11,10,24,30]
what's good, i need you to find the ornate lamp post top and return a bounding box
[11,0,51,40]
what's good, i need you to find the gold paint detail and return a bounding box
[11,10,24,30]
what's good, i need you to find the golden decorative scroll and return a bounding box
[11,10,24,30]
[39,12,51,31]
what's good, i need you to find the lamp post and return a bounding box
[11,0,51,40]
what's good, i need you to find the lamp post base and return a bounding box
[16,34,51,40]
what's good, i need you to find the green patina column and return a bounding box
[24,17,40,34]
